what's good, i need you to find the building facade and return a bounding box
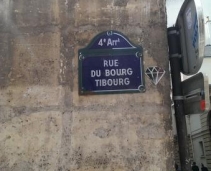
[0,0,173,171]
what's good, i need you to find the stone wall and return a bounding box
[0,0,173,171]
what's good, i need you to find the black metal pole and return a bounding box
[167,27,191,171]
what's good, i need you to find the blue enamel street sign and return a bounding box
[78,31,145,95]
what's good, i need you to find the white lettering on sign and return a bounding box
[98,39,103,46]
[105,68,133,77]
[103,59,119,67]
[98,38,120,47]
[91,70,101,77]
[95,78,130,87]
[90,58,134,87]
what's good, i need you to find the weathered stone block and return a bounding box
[0,33,11,87]
[12,0,60,27]
[10,32,60,86]
[69,110,169,171]
[72,0,125,27]
[0,0,11,32]
[0,85,64,108]
[0,111,62,171]
[69,0,166,28]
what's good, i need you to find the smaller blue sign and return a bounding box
[78,31,145,95]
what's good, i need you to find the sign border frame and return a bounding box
[78,30,145,95]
